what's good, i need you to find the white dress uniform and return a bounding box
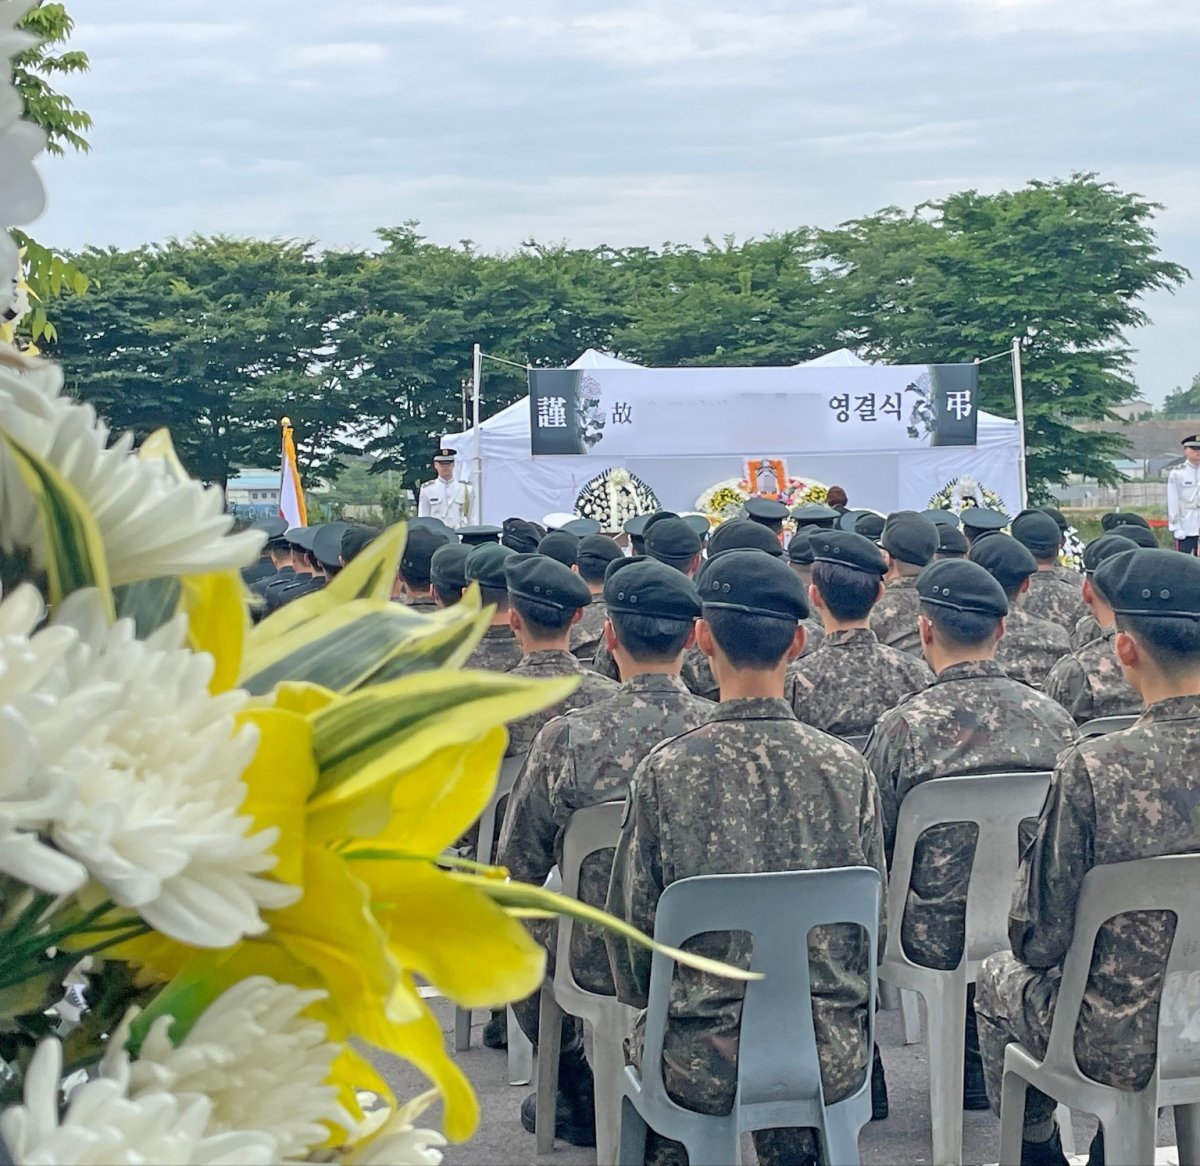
[1167,458,1200,546]
[418,476,471,529]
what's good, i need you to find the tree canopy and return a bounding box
[1162,372,1200,420]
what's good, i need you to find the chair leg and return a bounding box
[535,989,562,1151]
[879,980,901,1011]
[1175,1102,1200,1166]
[1099,1102,1157,1166]
[926,982,965,1166]
[1055,1104,1075,1158]
[997,1070,1028,1166]
[454,1006,471,1052]
[617,1093,648,1166]
[591,1022,628,1166]
[901,988,922,1045]
[820,1099,866,1166]
[507,1006,533,1087]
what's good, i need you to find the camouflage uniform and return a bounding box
[1070,611,1102,650]
[870,576,922,655]
[976,695,1200,1123]
[1050,563,1082,587]
[505,649,619,757]
[606,698,887,1165]
[785,627,932,738]
[497,674,712,1043]
[1019,571,1087,634]
[995,605,1072,689]
[569,597,608,661]
[464,625,523,674]
[1042,628,1143,725]
[865,660,1076,971]
[404,595,439,613]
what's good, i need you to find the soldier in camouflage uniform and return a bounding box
[976,546,1200,1166]
[1070,611,1100,649]
[1011,511,1088,633]
[462,544,523,673]
[607,549,887,1166]
[503,554,619,757]
[1042,534,1145,725]
[498,560,711,1147]
[968,535,1071,688]
[865,558,1075,1109]
[870,511,940,655]
[568,534,623,660]
[787,530,931,738]
[395,525,448,612]
[786,526,827,656]
[430,543,470,608]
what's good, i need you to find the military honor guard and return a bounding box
[1167,434,1200,554]
[417,447,471,529]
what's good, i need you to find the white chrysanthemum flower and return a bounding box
[344,1118,446,1166]
[0,358,263,585]
[49,595,298,946]
[0,1037,278,1166]
[118,978,352,1159]
[0,583,118,893]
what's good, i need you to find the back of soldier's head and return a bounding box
[504,552,592,640]
[810,531,887,622]
[576,534,623,585]
[1011,511,1063,564]
[917,559,1008,650]
[696,549,808,670]
[604,558,700,663]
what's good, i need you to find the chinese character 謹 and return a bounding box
[829,394,850,423]
[537,395,568,428]
[946,390,973,421]
[611,402,632,424]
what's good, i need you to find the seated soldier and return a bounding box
[788,530,932,737]
[498,559,712,1147]
[607,548,887,1166]
[1042,533,1144,724]
[870,511,940,655]
[1070,531,1136,649]
[865,559,1076,1109]
[463,544,522,672]
[503,554,619,756]
[430,543,470,608]
[975,547,1200,1166]
[396,526,448,612]
[968,534,1071,687]
[784,526,826,656]
[1011,512,1088,633]
[569,534,623,660]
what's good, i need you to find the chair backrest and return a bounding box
[477,751,527,865]
[887,772,1052,970]
[842,734,870,753]
[1042,854,1200,1085]
[640,867,881,1112]
[1077,714,1139,738]
[553,800,625,1001]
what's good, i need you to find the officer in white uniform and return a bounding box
[417,448,471,529]
[1167,434,1200,555]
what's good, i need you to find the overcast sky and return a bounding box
[34,0,1199,403]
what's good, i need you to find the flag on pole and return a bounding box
[279,416,307,528]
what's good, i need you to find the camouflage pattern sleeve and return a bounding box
[591,637,621,682]
[496,717,570,887]
[858,757,889,954]
[1008,746,1095,969]
[1042,653,1092,722]
[863,708,915,858]
[680,645,720,701]
[605,759,664,1008]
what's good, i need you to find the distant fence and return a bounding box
[1057,482,1165,510]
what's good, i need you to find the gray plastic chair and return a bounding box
[536,801,636,1164]
[843,734,871,752]
[881,771,1053,1166]
[617,866,882,1166]
[999,853,1200,1166]
[1076,714,1139,738]
[454,751,534,1085]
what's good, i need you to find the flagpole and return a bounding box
[1010,338,1029,509]
[471,342,483,523]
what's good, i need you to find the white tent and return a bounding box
[444,349,1021,524]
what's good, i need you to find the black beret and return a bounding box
[968,533,1038,590]
[1082,532,1138,574]
[960,507,1009,533]
[855,513,886,542]
[504,552,593,611]
[252,515,288,540]
[431,543,471,591]
[285,525,317,551]
[604,557,702,621]
[501,518,541,554]
[341,524,379,564]
[1100,511,1151,532]
[1039,506,1070,533]
[696,548,810,621]
[457,525,503,547]
[410,516,455,540]
[786,529,815,565]
[743,497,789,525]
[1109,523,1159,549]
[402,525,450,575]
[576,534,625,570]
[882,511,939,566]
[561,517,601,537]
[790,503,839,526]
[466,542,517,589]
[537,530,579,566]
[682,514,712,539]
[918,559,1009,617]
[937,526,970,556]
[623,514,652,538]
[837,509,873,532]
[811,530,887,575]
[313,521,352,568]
[1012,511,1063,557]
[922,508,961,529]
[1093,547,1200,621]
[707,518,784,559]
[645,517,702,567]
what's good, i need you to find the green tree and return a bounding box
[816,174,1189,493]
[1162,373,1200,420]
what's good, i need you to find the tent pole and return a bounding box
[1010,337,1029,509]
[471,342,483,523]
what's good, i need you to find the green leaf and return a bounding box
[114,577,182,638]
